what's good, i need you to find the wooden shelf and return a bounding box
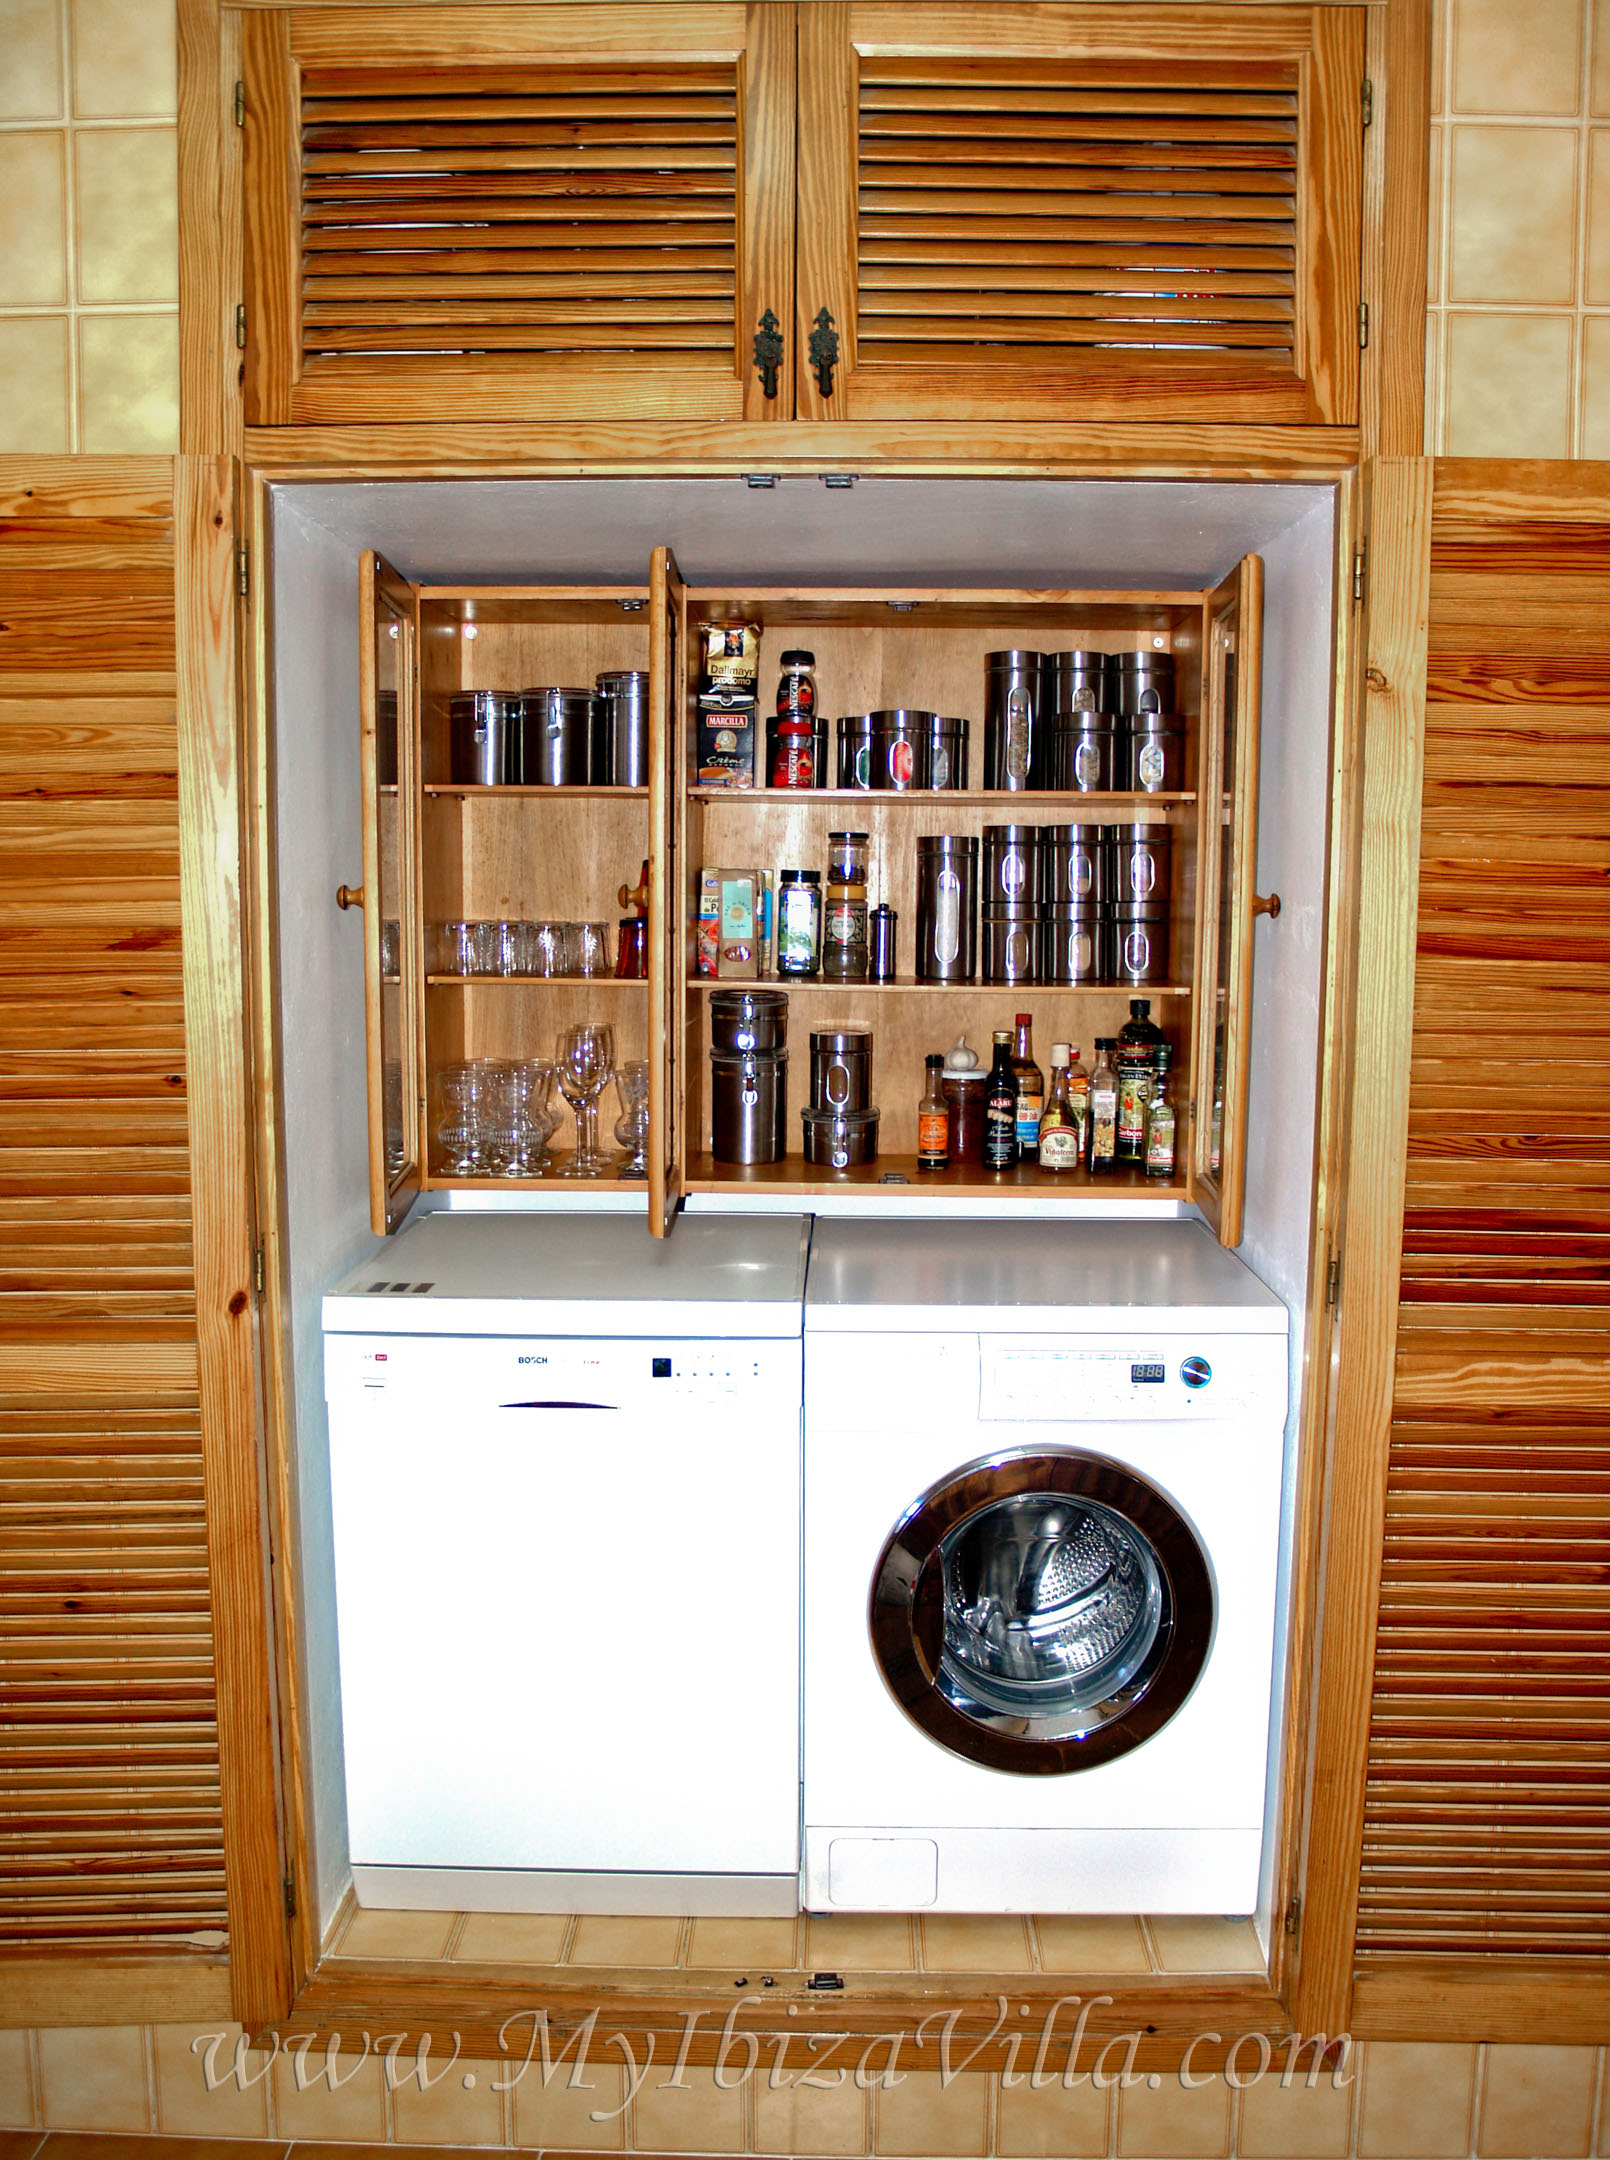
[423,784,647,799]
[691,788,1194,809]
[689,975,1190,997]
[424,1151,644,1190]
[426,974,646,987]
[685,1153,1184,1198]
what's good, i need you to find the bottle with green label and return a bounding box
[1115,998,1165,1163]
[1145,1046,1178,1179]
[1087,1039,1118,1173]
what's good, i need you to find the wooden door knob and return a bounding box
[1253,891,1281,920]
[336,883,364,911]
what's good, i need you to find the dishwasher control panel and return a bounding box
[326,1332,801,1413]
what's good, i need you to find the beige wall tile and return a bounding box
[1147,1917,1264,1973]
[272,2043,388,2144]
[874,2066,989,2156]
[1116,2071,1232,2159]
[0,132,66,305]
[1452,0,1584,113]
[1358,2042,1477,2159]
[1449,126,1579,304]
[336,1904,458,1959]
[996,2072,1109,2158]
[0,2031,36,2128]
[510,2057,625,2150]
[1034,1915,1151,1973]
[755,2065,872,2155]
[0,315,69,451]
[634,2061,747,2154]
[77,311,178,449]
[1478,2045,1595,2159]
[567,1913,683,1966]
[390,2054,504,2146]
[686,1916,800,1970]
[1433,0,1447,115]
[452,1911,570,1965]
[36,2027,149,2133]
[0,0,63,119]
[1581,314,1610,453]
[920,1913,1034,1971]
[73,126,176,304]
[151,2024,271,2139]
[1444,311,1574,453]
[1594,0,1610,116]
[1587,132,1610,302]
[1425,309,1445,453]
[805,1913,916,1971]
[70,0,175,117]
[1236,2068,1354,2159]
[1428,124,1445,307]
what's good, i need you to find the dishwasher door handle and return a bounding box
[498,1399,618,1412]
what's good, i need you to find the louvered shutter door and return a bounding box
[0,469,228,1958]
[244,6,795,428]
[797,4,1362,425]
[1355,467,1610,1981]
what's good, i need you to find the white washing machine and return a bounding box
[803,1220,1289,1916]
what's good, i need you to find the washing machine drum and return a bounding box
[870,1449,1214,1775]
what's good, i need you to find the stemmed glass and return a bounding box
[613,1060,649,1179]
[554,1023,615,1176]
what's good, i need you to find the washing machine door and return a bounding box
[869,1448,1213,1775]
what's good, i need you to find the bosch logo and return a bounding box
[517,1355,549,1366]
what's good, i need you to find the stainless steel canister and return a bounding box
[1111,903,1170,987]
[594,669,650,787]
[982,906,1042,986]
[801,1105,880,1168]
[921,714,970,791]
[1045,650,1110,717]
[1110,823,1172,906]
[984,649,1046,791]
[709,1050,788,1163]
[1041,822,1110,906]
[869,709,934,791]
[1110,650,1176,718]
[1123,698,1186,794]
[708,986,789,1055]
[521,686,595,786]
[1048,709,1117,792]
[449,692,519,785]
[915,834,978,983]
[1043,905,1107,986]
[837,714,878,789]
[809,1027,873,1112]
[982,823,1043,907]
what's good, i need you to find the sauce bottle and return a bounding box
[983,1030,1019,1172]
[1011,1012,1044,1161]
[1115,998,1165,1163]
[1037,1043,1081,1172]
[1088,1038,1118,1173]
[917,1053,949,1170]
[1145,1045,1178,1179]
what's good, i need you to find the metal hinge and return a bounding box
[1361,77,1374,128]
[253,1239,265,1296]
[1327,1251,1343,1308]
[821,473,857,489]
[234,302,247,350]
[233,78,245,127]
[283,1876,297,1921]
[743,473,778,489]
[1357,301,1370,349]
[236,544,250,599]
[1285,1895,1302,1937]
[1352,545,1366,607]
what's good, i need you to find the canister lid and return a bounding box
[867,708,939,727]
[779,868,821,886]
[985,649,1044,668]
[709,987,791,1013]
[810,1027,874,1053]
[801,1105,880,1130]
[918,831,979,852]
[1111,649,1175,672]
[595,669,649,691]
[779,648,815,666]
[983,823,1044,846]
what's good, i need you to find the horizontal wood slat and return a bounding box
[0,469,223,1958]
[1358,479,1610,1967]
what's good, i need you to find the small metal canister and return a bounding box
[921,714,970,791]
[869,903,898,982]
[1043,905,1107,986]
[1110,823,1172,906]
[1041,822,1110,906]
[449,692,519,785]
[1045,650,1111,717]
[869,709,933,791]
[709,1050,788,1163]
[1049,710,1117,793]
[521,686,595,786]
[708,986,789,1054]
[982,823,1043,908]
[982,906,1042,986]
[915,834,978,983]
[1112,904,1170,987]
[809,1026,873,1112]
[594,669,649,786]
[1110,650,1176,718]
[801,1105,879,1168]
[1124,696,1186,794]
[983,650,1046,791]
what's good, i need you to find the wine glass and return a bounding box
[554,1023,615,1176]
[613,1060,649,1179]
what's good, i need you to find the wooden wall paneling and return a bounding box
[241,10,301,429]
[795,1,854,423]
[1295,5,1362,429]
[174,454,295,2026]
[1289,457,1432,2036]
[741,3,798,420]
[1361,0,1430,457]
[179,0,239,457]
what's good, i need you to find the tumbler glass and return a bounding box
[572,921,613,978]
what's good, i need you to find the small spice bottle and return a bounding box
[917,1053,949,1169]
[776,869,822,978]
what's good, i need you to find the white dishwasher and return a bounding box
[322,1211,808,1917]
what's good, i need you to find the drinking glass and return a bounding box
[434,1061,487,1175]
[492,920,524,977]
[437,920,476,976]
[613,1060,649,1179]
[474,1058,520,1172]
[508,1058,558,1174]
[554,1023,615,1176]
[572,921,613,979]
[530,920,569,978]
[467,921,499,975]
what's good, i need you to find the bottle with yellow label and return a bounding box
[1037,1042,1081,1172]
[917,1053,949,1170]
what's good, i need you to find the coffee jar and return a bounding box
[915,834,979,983]
[801,1104,880,1167]
[1045,649,1110,717]
[449,692,520,785]
[837,714,878,789]
[921,714,970,791]
[708,986,789,1055]
[521,686,595,786]
[1110,650,1176,718]
[709,1050,789,1162]
[594,669,649,786]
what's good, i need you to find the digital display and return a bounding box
[1131,1362,1166,1384]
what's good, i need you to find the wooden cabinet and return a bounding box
[359,549,1264,1241]
[240,1,1362,431]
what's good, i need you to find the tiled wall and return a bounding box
[0,0,178,453]
[1425,0,1610,452]
[0,2021,1607,2158]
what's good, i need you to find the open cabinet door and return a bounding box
[1188,554,1264,1246]
[357,550,422,1233]
[648,545,688,1238]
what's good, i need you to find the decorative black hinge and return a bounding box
[808,306,840,399]
[753,308,783,399]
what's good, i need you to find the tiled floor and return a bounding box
[330,1905,1266,1975]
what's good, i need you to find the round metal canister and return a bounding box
[920,714,970,791]
[521,686,595,786]
[1041,822,1110,906]
[1049,710,1117,793]
[765,707,829,789]
[982,823,1044,908]
[801,1104,880,1168]
[1045,650,1111,717]
[837,714,878,790]
[1043,905,1108,986]
[1110,650,1177,719]
[915,834,978,983]
[709,1050,788,1164]
[983,649,1046,791]
[1110,823,1173,906]
[708,986,789,1055]
[449,692,519,785]
[1112,903,1171,988]
[809,1027,873,1113]
[868,709,934,791]
[983,906,1042,986]
[594,669,650,787]
[1123,700,1186,794]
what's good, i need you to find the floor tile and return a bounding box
[1033,1915,1152,1973]
[633,2062,746,2154]
[1443,312,1574,457]
[804,1912,915,1972]
[1449,125,1579,305]
[1236,2067,1354,2158]
[271,2043,388,2145]
[0,0,62,120]
[873,2066,988,2156]
[996,2073,1110,2157]
[0,2033,36,2131]
[73,126,178,305]
[0,2139,43,2160]
[1146,1916,1264,1973]
[0,311,69,455]
[335,1906,458,1961]
[565,1914,683,1967]
[510,2057,626,2150]
[1478,2044,1595,2158]
[390,2055,504,2147]
[152,2025,271,2139]
[754,2068,871,2156]
[685,1917,800,1971]
[1357,2042,1477,2159]
[1115,2071,1232,2158]
[451,1912,571,1966]
[0,132,66,306]
[36,2030,150,2135]
[70,0,177,117]
[919,1913,1034,1971]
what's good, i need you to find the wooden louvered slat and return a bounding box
[1356,479,1610,1971]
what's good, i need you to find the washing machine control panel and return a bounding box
[979,1341,1259,1420]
